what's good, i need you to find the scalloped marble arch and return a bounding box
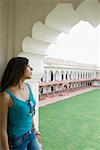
[22,0,100,55]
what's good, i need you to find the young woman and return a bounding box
[0,57,41,150]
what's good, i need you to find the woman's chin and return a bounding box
[26,76,32,79]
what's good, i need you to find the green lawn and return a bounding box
[39,89,100,150]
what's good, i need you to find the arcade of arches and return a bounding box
[39,57,100,100]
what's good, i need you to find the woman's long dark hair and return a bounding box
[0,57,29,92]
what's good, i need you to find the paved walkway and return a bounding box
[39,87,98,107]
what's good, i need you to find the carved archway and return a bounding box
[22,0,100,55]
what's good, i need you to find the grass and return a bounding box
[39,89,100,150]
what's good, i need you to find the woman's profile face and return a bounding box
[23,64,33,79]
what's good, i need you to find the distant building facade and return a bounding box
[39,57,100,100]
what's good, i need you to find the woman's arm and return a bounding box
[0,92,10,150]
[32,119,41,143]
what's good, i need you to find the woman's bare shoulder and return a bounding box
[0,91,10,104]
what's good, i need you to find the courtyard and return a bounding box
[40,89,100,150]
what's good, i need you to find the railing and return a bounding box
[39,78,97,100]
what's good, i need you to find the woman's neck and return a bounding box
[11,79,25,90]
[17,80,25,90]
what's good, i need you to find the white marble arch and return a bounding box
[22,0,100,55]
[55,71,59,81]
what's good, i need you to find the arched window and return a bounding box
[61,71,64,80]
[78,72,79,79]
[70,71,73,80]
[49,71,53,81]
[72,71,76,80]
[41,78,43,82]
[43,70,47,82]
[66,71,68,80]
[83,72,85,79]
[86,72,87,78]
[81,72,82,79]
[55,71,59,81]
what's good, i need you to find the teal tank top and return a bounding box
[5,83,36,137]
